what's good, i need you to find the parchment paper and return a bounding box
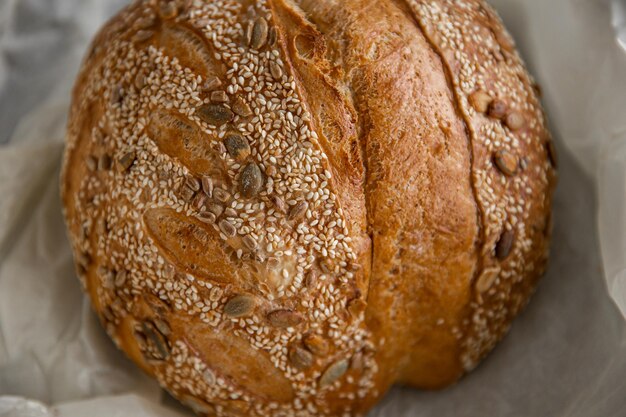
[1,0,626,416]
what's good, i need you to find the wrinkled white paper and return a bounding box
[1,0,625,416]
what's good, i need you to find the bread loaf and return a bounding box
[61,0,557,415]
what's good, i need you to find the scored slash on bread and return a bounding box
[60,0,556,416]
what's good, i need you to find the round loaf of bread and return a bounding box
[61,0,557,415]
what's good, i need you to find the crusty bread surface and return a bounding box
[61,0,557,415]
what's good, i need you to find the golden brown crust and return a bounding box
[61,0,556,416]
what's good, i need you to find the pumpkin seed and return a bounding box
[224,133,251,161]
[546,140,558,168]
[469,90,492,113]
[197,103,234,126]
[495,229,514,260]
[98,154,112,171]
[203,368,216,385]
[494,149,518,177]
[240,162,264,198]
[133,29,154,43]
[114,270,127,287]
[142,321,170,360]
[224,294,256,317]
[86,155,97,172]
[250,17,268,49]
[289,345,314,370]
[505,111,524,131]
[476,267,500,293]
[488,99,507,119]
[267,309,303,328]
[158,2,178,20]
[153,318,171,336]
[269,61,282,79]
[319,359,349,387]
[268,27,277,46]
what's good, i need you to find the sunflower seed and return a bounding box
[114,270,127,287]
[288,201,308,221]
[476,267,500,293]
[269,61,282,79]
[244,21,253,45]
[158,2,178,19]
[224,207,237,217]
[219,219,236,238]
[178,184,196,202]
[197,104,234,126]
[210,90,228,103]
[185,176,201,192]
[224,133,251,161]
[206,203,224,217]
[232,97,252,117]
[213,187,231,203]
[303,334,329,356]
[243,235,257,250]
[198,211,216,224]
[469,90,492,113]
[250,17,268,49]
[240,162,263,198]
[201,176,213,197]
[495,229,514,260]
[494,149,518,177]
[487,99,507,119]
[191,193,207,210]
[270,195,286,213]
[224,294,256,317]
[133,29,154,43]
[505,111,524,131]
[203,75,222,91]
[289,345,314,370]
[319,359,349,387]
[117,151,136,172]
[98,266,115,289]
[267,309,303,328]
[153,318,171,336]
[86,155,97,171]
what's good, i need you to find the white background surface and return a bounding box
[1,0,626,416]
